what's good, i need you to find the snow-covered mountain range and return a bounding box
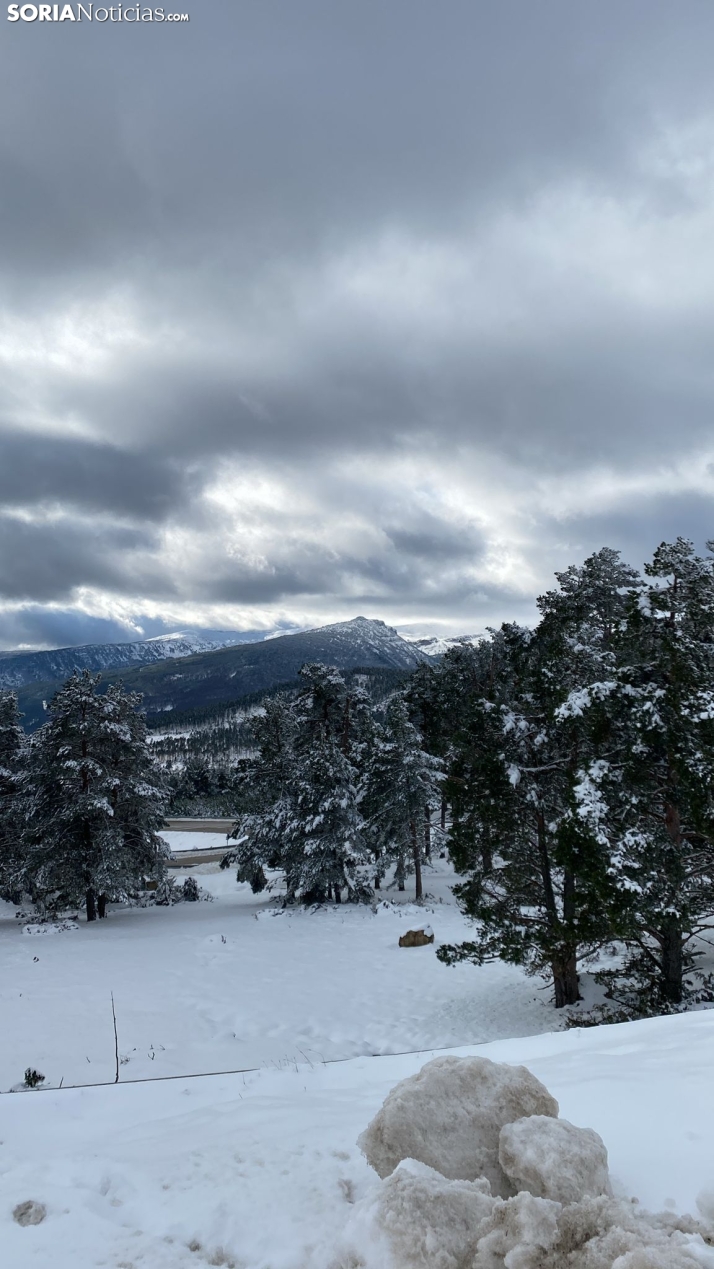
[0,629,255,690]
[9,617,433,728]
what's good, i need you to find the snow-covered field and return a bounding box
[3,1013,714,1268]
[0,858,554,1091]
[4,856,714,1267]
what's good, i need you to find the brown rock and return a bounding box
[399,926,434,948]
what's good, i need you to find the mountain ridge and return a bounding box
[0,628,264,690]
[13,617,430,730]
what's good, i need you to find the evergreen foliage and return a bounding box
[0,689,26,901]
[424,542,714,1014]
[227,666,404,902]
[21,671,168,920]
[574,539,714,1011]
[362,696,441,899]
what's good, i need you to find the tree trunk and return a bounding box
[98,894,107,919]
[440,794,447,832]
[552,949,580,1008]
[424,806,431,861]
[334,885,341,904]
[660,919,683,1004]
[374,875,380,890]
[396,850,406,891]
[86,888,97,922]
[481,825,493,874]
[411,821,423,901]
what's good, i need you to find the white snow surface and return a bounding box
[0,860,555,1091]
[3,1013,714,1267]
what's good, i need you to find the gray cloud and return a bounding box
[0,513,163,602]
[2,3,714,646]
[0,431,196,520]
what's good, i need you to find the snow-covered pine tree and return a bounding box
[283,665,373,903]
[226,693,297,892]
[439,549,639,1007]
[363,696,441,899]
[0,690,26,902]
[23,672,168,920]
[229,667,376,904]
[578,539,714,1010]
[294,662,373,762]
[282,723,372,903]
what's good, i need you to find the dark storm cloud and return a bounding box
[0,514,163,602]
[3,0,709,288]
[545,492,714,578]
[0,431,195,520]
[0,607,144,650]
[384,519,485,564]
[3,1,714,644]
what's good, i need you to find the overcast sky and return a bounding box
[2,2,714,648]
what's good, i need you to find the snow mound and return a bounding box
[357,1055,559,1196]
[22,921,79,936]
[344,1057,714,1269]
[373,901,435,919]
[499,1114,612,1204]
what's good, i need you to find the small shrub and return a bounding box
[182,876,200,902]
[23,1068,45,1089]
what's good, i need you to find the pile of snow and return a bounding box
[337,1053,714,1268]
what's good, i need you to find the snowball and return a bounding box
[357,1055,559,1197]
[499,1115,612,1204]
[334,1158,496,1269]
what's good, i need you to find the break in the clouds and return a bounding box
[2,1,714,649]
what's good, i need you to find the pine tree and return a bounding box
[227,667,375,904]
[438,550,638,1007]
[363,696,441,899]
[282,724,371,903]
[226,694,297,892]
[580,540,714,1009]
[0,690,26,902]
[23,672,168,920]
